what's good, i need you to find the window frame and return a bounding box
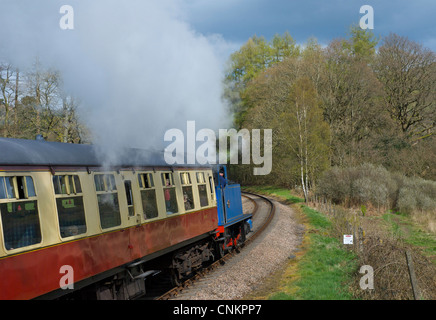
[196,172,205,184]
[94,173,121,230]
[124,180,135,217]
[208,174,216,202]
[138,172,159,220]
[161,172,175,187]
[196,171,209,208]
[180,172,195,212]
[0,174,42,252]
[161,172,178,215]
[52,174,88,239]
[138,172,155,189]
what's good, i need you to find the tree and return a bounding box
[342,25,378,62]
[224,32,300,128]
[240,59,301,186]
[270,31,300,63]
[374,33,436,142]
[226,28,435,185]
[240,56,330,193]
[284,78,330,201]
[0,56,90,143]
[0,62,19,137]
[226,35,272,89]
[58,95,88,143]
[320,39,383,167]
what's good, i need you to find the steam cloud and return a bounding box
[0,0,233,163]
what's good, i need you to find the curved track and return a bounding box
[241,191,275,244]
[153,191,275,300]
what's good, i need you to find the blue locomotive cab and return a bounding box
[214,166,252,250]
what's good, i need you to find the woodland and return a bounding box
[224,27,435,213]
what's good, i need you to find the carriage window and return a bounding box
[73,176,82,193]
[0,177,15,200]
[26,177,36,197]
[139,173,154,189]
[0,177,8,199]
[162,172,178,214]
[138,173,158,219]
[208,176,215,200]
[196,172,208,207]
[124,180,134,217]
[94,174,105,192]
[53,175,74,195]
[180,172,191,185]
[53,175,87,238]
[5,178,14,199]
[94,174,121,229]
[180,172,194,211]
[0,176,41,250]
[161,172,174,186]
[196,172,205,184]
[198,184,209,207]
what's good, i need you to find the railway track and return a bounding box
[152,191,276,300]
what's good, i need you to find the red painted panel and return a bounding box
[0,208,218,300]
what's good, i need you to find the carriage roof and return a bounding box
[0,137,182,168]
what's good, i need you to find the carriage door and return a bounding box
[124,180,140,225]
[124,179,142,260]
[216,167,228,225]
[216,185,227,225]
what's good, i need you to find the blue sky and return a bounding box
[182,0,436,52]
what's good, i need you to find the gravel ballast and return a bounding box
[172,196,305,300]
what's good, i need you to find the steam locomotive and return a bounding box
[0,137,252,299]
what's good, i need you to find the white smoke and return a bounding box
[0,0,232,161]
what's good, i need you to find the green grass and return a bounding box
[382,212,436,262]
[244,186,358,300]
[270,233,357,300]
[302,205,332,230]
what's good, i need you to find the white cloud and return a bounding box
[0,0,235,159]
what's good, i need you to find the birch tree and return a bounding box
[285,78,330,201]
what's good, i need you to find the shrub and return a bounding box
[317,164,436,214]
[317,163,395,209]
[397,187,417,213]
[397,177,436,213]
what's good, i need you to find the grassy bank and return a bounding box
[244,186,358,300]
[245,185,436,300]
[382,212,436,264]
